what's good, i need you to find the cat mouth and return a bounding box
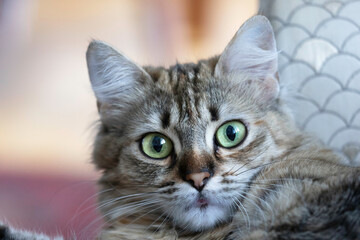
[196,196,209,208]
[185,194,211,210]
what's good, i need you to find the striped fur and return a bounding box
[86,16,360,240]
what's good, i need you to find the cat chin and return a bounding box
[169,202,232,232]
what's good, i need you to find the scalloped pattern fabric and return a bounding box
[260,0,360,165]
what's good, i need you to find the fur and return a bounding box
[0,222,63,240]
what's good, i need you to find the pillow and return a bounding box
[260,0,360,165]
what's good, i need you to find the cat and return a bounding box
[1,15,360,240]
[86,15,360,240]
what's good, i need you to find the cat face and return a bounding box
[87,16,286,232]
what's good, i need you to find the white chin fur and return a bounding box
[174,204,230,231]
[165,186,233,232]
[163,174,251,232]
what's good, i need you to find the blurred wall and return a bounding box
[0,0,258,177]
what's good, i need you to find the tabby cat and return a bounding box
[86,15,360,239]
[1,15,360,240]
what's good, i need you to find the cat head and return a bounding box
[86,16,294,232]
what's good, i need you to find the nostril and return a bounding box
[203,177,209,185]
[188,179,195,186]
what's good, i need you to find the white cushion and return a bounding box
[260,0,360,165]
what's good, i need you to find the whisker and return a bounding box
[234,191,268,229]
[80,197,159,239]
[127,204,163,226]
[240,190,276,227]
[78,214,105,240]
[235,179,305,197]
[234,160,284,176]
[108,200,160,220]
[150,211,168,234]
[147,207,173,238]
[69,188,113,225]
[248,178,307,183]
[230,146,271,175]
[92,201,162,238]
[223,164,237,176]
[91,201,161,240]
[97,192,154,211]
[231,196,250,231]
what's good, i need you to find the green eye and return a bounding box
[216,121,246,148]
[141,133,173,159]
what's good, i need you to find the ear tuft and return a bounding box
[215,15,278,80]
[86,40,150,104]
[215,16,279,102]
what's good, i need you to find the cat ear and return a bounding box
[215,16,279,101]
[86,40,150,106]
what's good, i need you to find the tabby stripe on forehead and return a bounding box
[161,111,170,129]
[209,106,219,121]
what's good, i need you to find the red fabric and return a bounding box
[0,173,102,239]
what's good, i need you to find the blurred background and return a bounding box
[0,0,258,238]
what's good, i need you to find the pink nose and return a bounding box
[185,171,210,191]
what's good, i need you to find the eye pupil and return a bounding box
[226,125,236,141]
[152,136,164,152]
